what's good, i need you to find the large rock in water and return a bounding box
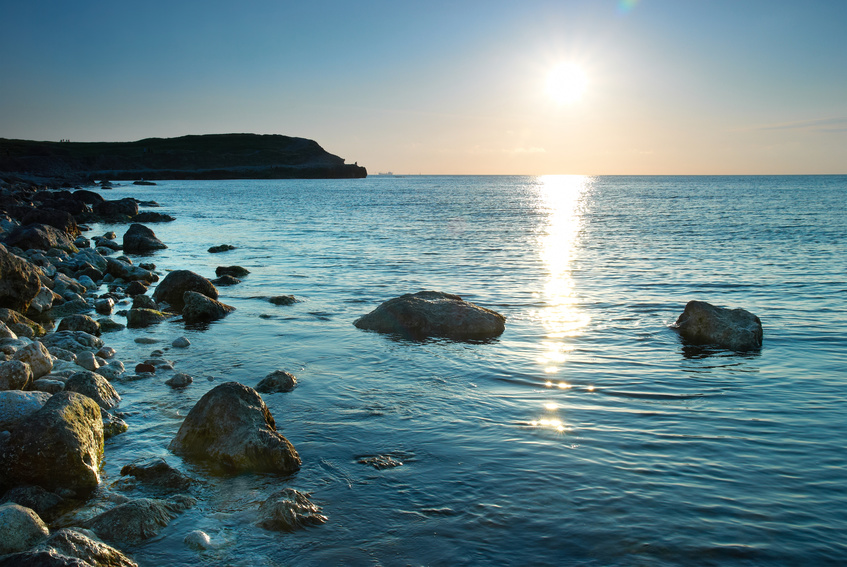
[182,290,235,323]
[168,382,300,474]
[122,223,167,253]
[672,300,763,351]
[0,243,42,313]
[85,496,195,545]
[152,270,218,311]
[0,392,104,497]
[353,290,506,340]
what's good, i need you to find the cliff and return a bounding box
[0,134,367,181]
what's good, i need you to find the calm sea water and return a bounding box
[80,175,846,566]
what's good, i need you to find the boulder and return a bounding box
[0,486,65,523]
[168,382,300,474]
[124,281,148,296]
[64,371,120,410]
[0,360,33,391]
[256,488,327,532]
[215,265,250,278]
[672,300,763,351]
[3,223,77,253]
[28,286,56,314]
[104,258,157,284]
[32,379,65,394]
[126,308,170,328]
[85,496,195,545]
[21,208,79,238]
[133,212,174,223]
[131,294,157,310]
[165,373,192,388]
[40,331,103,354]
[0,243,42,313]
[122,224,167,254]
[74,351,100,372]
[35,528,138,567]
[94,298,114,315]
[152,270,218,311]
[0,309,46,338]
[0,391,51,430]
[0,321,16,340]
[171,336,190,348]
[353,290,506,340]
[101,410,128,439]
[208,244,235,253]
[255,370,296,394]
[72,190,105,205]
[12,341,52,379]
[182,291,235,324]
[98,319,126,333]
[119,457,193,492]
[0,503,49,555]
[93,198,138,219]
[57,314,100,336]
[210,275,240,286]
[0,392,103,496]
[269,295,297,306]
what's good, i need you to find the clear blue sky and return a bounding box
[1,0,845,174]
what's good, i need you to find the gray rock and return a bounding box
[126,308,170,328]
[168,382,300,474]
[182,291,235,324]
[0,486,65,523]
[85,496,195,545]
[0,390,51,430]
[40,331,103,354]
[76,275,97,291]
[184,529,214,550]
[672,300,763,351]
[171,336,190,348]
[28,286,56,314]
[210,275,241,286]
[215,265,250,278]
[97,318,126,333]
[120,457,193,492]
[32,378,65,394]
[64,371,120,410]
[104,257,157,284]
[152,270,218,311]
[256,488,327,532]
[94,298,114,315]
[37,528,138,567]
[0,360,33,390]
[96,346,116,359]
[57,314,100,336]
[12,341,53,379]
[353,290,507,340]
[255,370,296,393]
[0,391,104,496]
[131,294,157,310]
[0,503,49,554]
[46,346,77,363]
[0,321,16,340]
[0,243,42,314]
[0,308,46,338]
[74,351,101,372]
[101,410,128,439]
[208,244,236,254]
[165,373,192,388]
[269,295,297,306]
[122,224,167,254]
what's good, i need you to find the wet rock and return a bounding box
[104,257,157,284]
[4,223,77,253]
[32,379,65,394]
[74,351,100,371]
[0,486,65,523]
[171,336,190,348]
[134,363,155,374]
[36,528,138,567]
[165,373,192,388]
[0,390,51,430]
[0,391,104,497]
[0,503,49,554]
[72,189,105,205]
[255,370,296,393]
[64,371,120,410]
[208,244,236,254]
[256,488,327,532]
[101,410,128,439]
[120,457,193,492]
[0,308,46,338]
[152,270,218,311]
[168,381,301,474]
[672,300,763,351]
[183,530,214,550]
[28,286,56,315]
[126,308,169,328]
[96,346,116,359]
[0,360,33,390]
[122,224,167,254]
[182,291,235,324]
[353,290,506,340]
[57,314,100,336]
[124,281,148,296]
[356,454,406,469]
[133,212,174,223]
[210,275,241,286]
[43,298,91,319]
[85,496,195,545]
[215,265,250,278]
[97,319,125,333]
[93,198,138,220]
[21,208,79,237]
[269,295,297,306]
[40,331,103,355]
[94,298,114,315]
[12,341,53,378]
[0,243,42,313]
[96,362,125,382]
[130,294,157,310]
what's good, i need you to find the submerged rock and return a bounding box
[183,529,214,550]
[256,488,327,532]
[208,244,236,254]
[672,300,763,351]
[353,290,506,340]
[120,457,194,492]
[85,496,195,545]
[269,295,297,306]
[152,270,218,311]
[126,308,170,328]
[255,370,296,393]
[215,265,249,278]
[168,381,300,474]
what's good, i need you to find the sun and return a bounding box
[546,63,587,104]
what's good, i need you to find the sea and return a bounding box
[76,175,846,566]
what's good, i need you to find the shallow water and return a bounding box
[77,175,846,565]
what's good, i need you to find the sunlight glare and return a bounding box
[546,63,587,104]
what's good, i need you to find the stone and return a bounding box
[210,275,241,286]
[130,294,157,310]
[76,275,97,291]
[0,503,49,554]
[0,321,16,340]
[85,496,195,545]
[73,236,90,249]
[165,373,192,388]
[0,391,51,430]
[104,257,157,284]
[44,298,91,319]
[0,486,65,523]
[152,270,218,311]
[96,362,125,382]
[255,370,296,393]
[120,457,193,492]
[36,528,138,567]
[72,189,105,205]
[184,530,214,550]
[171,336,190,348]
[12,341,52,378]
[269,295,297,306]
[126,308,169,328]
[32,379,65,394]
[72,248,108,273]
[182,291,235,324]
[0,243,42,313]
[96,346,116,359]
[4,223,77,253]
[133,212,174,223]
[215,265,250,278]
[256,488,327,532]
[122,224,167,254]
[40,331,104,355]
[124,281,148,296]
[28,286,56,314]
[0,360,33,390]
[94,298,114,315]
[21,208,79,237]
[208,244,236,253]
[57,314,100,336]
[168,381,300,474]
[0,392,103,496]
[101,410,128,439]
[74,351,101,372]
[98,319,126,333]
[93,198,138,219]
[135,363,155,374]
[0,308,46,338]
[64,371,120,410]
[672,300,763,351]
[353,290,507,340]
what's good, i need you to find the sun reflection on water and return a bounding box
[535,175,591,375]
